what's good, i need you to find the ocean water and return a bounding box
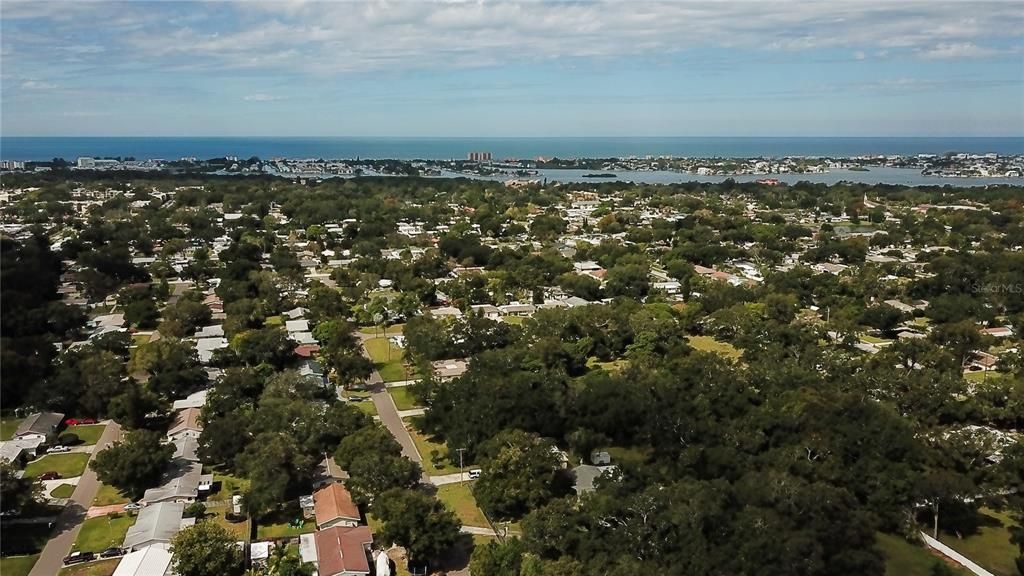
[2,136,1023,161]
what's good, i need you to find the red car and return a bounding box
[39,472,61,481]
[63,418,79,426]
[77,418,97,425]
[63,418,97,426]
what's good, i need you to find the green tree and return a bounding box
[170,522,244,576]
[1,460,41,513]
[90,429,174,500]
[373,488,461,563]
[473,430,572,520]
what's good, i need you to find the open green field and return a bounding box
[860,334,893,345]
[964,370,1006,383]
[501,316,526,325]
[24,453,91,479]
[359,324,405,335]
[73,514,134,552]
[58,558,119,576]
[51,483,76,498]
[687,335,742,360]
[389,386,422,411]
[1,418,24,440]
[876,532,970,576]
[256,505,316,539]
[92,483,130,506]
[264,315,284,326]
[365,337,415,382]
[438,482,490,528]
[0,555,39,576]
[62,424,106,446]
[938,508,1019,576]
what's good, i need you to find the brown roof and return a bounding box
[314,525,373,576]
[168,407,202,436]
[314,483,360,526]
[295,344,321,358]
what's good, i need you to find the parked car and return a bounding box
[39,471,62,481]
[123,502,143,511]
[468,468,482,479]
[63,551,95,565]
[64,418,80,426]
[99,547,123,558]
[77,418,97,425]
[48,445,71,453]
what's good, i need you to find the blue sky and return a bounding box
[2,1,1023,137]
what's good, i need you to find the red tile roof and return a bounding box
[295,344,321,358]
[314,483,360,527]
[314,525,373,576]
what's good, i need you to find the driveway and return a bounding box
[29,421,122,576]
[85,503,126,519]
[428,473,468,486]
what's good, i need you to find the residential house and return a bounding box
[432,359,468,381]
[302,525,374,576]
[171,389,208,411]
[123,502,192,551]
[470,304,501,320]
[167,408,203,442]
[313,483,361,529]
[142,461,203,504]
[112,546,173,576]
[14,412,65,441]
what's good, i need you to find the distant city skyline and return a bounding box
[2,1,1023,137]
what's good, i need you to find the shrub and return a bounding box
[59,433,81,446]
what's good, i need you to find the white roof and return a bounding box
[299,533,318,564]
[112,546,173,576]
[251,541,272,561]
[285,319,310,333]
[171,389,208,411]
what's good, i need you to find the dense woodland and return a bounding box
[1,170,1022,575]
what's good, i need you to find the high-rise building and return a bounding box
[467,151,492,162]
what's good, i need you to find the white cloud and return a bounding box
[20,79,57,90]
[918,42,1006,59]
[243,93,284,102]
[3,1,1023,77]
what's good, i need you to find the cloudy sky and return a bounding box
[2,1,1023,136]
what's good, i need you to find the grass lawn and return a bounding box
[208,472,250,503]
[1,418,24,440]
[405,420,454,476]
[62,424,106,446]
[57,558,119,576]
[359,324,405,335]
[687,335,742,360]
[92,483,130,506]
[876,532,970,576]
[51,483,76,498]
[938,508,1019,576]
[389,386,422,411]
[355,401,378,416]
[365,337,415,382]
[24,453,91,479]
[130,334,150,347]
[264,315,284,326]
[0,555,39,576]
[860,334,893,345]
[964,371,1005,383]
[256,506,316,539]
[73,514,134,552]
[501,316,526,325]
[438,482,490,528]
[205,511,251,540]
[606,446,651,467]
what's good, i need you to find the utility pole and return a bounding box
[456,448,466,484]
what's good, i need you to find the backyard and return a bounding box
[73,514,135,552]
[205,510,252,540]
[207,472,250,503]
[24,453,91,479]
[255,505,316,539]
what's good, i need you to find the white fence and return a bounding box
[918,531,995,576]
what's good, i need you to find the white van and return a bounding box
[468,469,482,480]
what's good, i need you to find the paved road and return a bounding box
[396,408,426,418]
[363,341,422,466]
[384,379,419,388]
[460,526,499,536]
[30,421,122,576]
